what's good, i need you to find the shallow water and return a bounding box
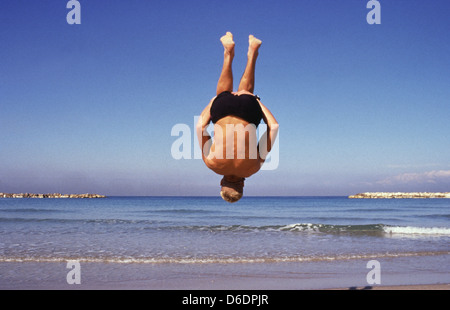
[0,196,449,288]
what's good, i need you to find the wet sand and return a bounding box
[1,259,449,290]
[331,284,449,290]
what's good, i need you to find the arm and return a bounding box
[196,98,215,159]
[257,99,279,160]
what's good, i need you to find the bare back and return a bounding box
[203,116,263,178]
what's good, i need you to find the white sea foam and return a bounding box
[279,223,320,231]
[280,223,450,236]
[383,226,450,236]
[1,251,448,265]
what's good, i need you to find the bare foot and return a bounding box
[220,32,235,56]
[248,35,262,56]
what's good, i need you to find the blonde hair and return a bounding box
[220,190,243,203]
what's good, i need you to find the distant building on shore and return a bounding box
[0,193,106,199]
[348,192,450,199]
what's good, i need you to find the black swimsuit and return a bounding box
[210,91,263,127]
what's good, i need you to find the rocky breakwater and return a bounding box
[348,192,450,199]
[0,192,106,199]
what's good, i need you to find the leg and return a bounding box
[238,35,262,94]
[216,32,235,95]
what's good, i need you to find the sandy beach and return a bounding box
[332,284,449,290]
[1,258,448,290]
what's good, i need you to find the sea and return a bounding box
[0,196,449,290]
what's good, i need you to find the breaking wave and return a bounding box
[183,223,450,237]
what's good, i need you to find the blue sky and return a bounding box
[1,0,449,196]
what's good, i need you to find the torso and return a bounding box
[203,116,263,178]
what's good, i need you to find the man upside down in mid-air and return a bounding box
[197,32,279,203]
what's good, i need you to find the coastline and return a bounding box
[0,192,106,198]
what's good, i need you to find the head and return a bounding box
[220,175,245,203]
